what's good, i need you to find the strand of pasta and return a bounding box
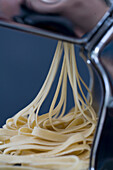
[0,42,97,170]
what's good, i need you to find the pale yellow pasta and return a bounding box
[0,42,97,170]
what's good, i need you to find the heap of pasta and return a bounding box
[0,42,97,170]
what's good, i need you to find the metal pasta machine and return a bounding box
[0,0,113,169]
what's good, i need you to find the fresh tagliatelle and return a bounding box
[0,42,97,170]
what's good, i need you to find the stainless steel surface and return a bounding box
[40,0,60,4]
[106,0,113,6]
[0,0,111,44]
[88,25,113,170]
[0,1,113,169]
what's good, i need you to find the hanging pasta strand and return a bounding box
[0,42,97,170]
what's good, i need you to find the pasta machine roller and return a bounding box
[0,0,113,169]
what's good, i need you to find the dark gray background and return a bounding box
[0,27,89,127]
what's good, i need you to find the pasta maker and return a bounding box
[0,0,113,169]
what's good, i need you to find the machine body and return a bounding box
[0,1,113,169]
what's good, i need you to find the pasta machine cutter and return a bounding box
[0,0,113,169]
